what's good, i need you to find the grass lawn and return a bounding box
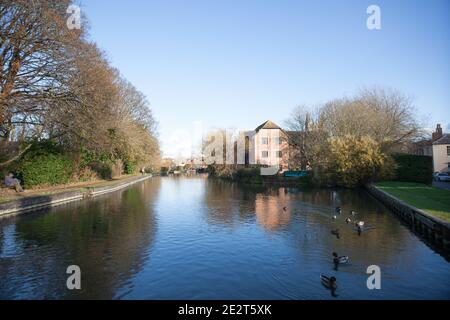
[375,181,450,222]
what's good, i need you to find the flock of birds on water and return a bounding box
[282,205,376,298]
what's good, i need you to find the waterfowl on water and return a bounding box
[345,217,352,224]
[335,207,342,214]
[332,252,340,270]
[356,224,363,236]
[331,229,340,239]
[332,215,337,220]
[351,210,357,216]
[333,252,349,270]
[321,275,337,291]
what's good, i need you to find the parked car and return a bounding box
[434,172,450,182]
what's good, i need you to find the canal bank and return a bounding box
[366,184,450,253]
[0,175,152,218]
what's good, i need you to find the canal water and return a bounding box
[1,176,449,299]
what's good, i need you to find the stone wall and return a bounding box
[366,184,450,253]
[0,175,152,218]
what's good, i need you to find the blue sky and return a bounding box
[81,0,450,157]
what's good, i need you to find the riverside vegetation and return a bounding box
[0,1,160,189]
[208,87,429,189]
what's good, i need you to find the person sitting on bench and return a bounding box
[4,173,24,193]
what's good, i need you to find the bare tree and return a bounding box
[0,0,81,138]
[285,105,327,170]
[319,87,420,149]
[0,1,161,174]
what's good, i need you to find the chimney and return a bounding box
[432,124,443,142]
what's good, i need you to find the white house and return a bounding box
[432,133,450,173]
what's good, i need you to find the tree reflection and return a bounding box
[0,179,160,299]
[203,179,258,226]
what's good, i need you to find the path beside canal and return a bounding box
[0,174,152,217]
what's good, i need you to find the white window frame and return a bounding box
[275,137,282,145]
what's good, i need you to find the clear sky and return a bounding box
[81,0,450,157]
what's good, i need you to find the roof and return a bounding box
[255,120,282,132]
[433,134,450,145]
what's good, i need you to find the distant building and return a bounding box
[247,120,291,171]
[391,124,444,157]
[160,157,175,169]
[432,128,450,173]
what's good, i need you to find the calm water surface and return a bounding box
[1,176,449,299]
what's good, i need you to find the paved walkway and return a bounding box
[432,180,450,190]
[0,174,144,204]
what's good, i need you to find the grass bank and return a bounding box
[375,181,450,222]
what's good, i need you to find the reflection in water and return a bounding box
[1,177,449,300]
[255,188,292,231]
[0,179,160,299]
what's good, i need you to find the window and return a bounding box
[274,137,282,145]
[262,151,269,158]
[447,146,450,156]
[262,137,268,145]
[276,151,282,158]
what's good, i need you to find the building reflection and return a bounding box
[254,188,292,231]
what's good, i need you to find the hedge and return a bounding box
[392,154,433,184]
[15,142,74,188]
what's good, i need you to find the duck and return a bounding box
[332,252,340,270]
[357,221,365,227]
[335,207,342,214]
[333,252,349,269]
[351,210,357,216]
[331,229,340,239]
[356,223,363,236]
[333,252,350,264]
[332,215,337,220]
[282,207,287,212]
[321,275,337,291]
[345,217,352,224]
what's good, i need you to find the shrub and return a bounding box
[124,160,136,175]
[376,154,397,181]
[73,166,98,182]
[392,154,433,184]
[78,148,116,179]
[235,167,260,179]
[16,151,74,188]
[89,162,112,180]
[327,135,387,188]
